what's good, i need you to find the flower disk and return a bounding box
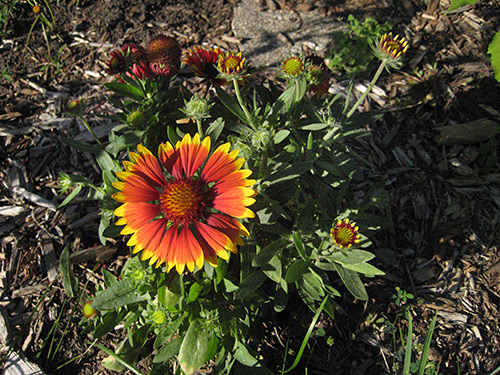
[218,52,246,78]
[112,133,257,274]
[380,33,409,59]
[330,218,361,249]
[146,35,181,78]
[281,56,305,77]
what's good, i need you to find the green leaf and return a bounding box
[333,263,368,300]
[205,118,225,142]
[186,282,204,303]
[102,268,118,287]
[178,320,211,375]
[326,250,375,265]
[273,285,288,312]
[252,238,289,267]
[273,129,290,144]
[285,259,312,283]
[262,255,282,283]
[105,81,145,101]
[488,30,500,83]
[292,232,308,260]
[342,262,385,276]
[92,279,148,310]
[296,270,325,301]
[234,270,267,299]
[59,244,78,298]
[215,86,247,122]
[446,0,478,13]
[301,123,330,131]
[153,337,183,363]
[234,341,259,367]
[58,184,82,208]
[267,161,312,185]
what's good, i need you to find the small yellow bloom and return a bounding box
[330,218,361,249]
[379,33,409,59]
[32,5,41,14]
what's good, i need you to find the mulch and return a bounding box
[1,0,499,374]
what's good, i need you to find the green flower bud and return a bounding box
[152,310,166,325]
[132,269,145,280]
[252,129,271,149]
[129,110,147,128]
[181,95,213,122]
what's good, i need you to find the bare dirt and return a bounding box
[1,0,500,374]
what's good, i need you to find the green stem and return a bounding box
[232,78,254,128]
[345,59,387,119]
[196,118,204,139]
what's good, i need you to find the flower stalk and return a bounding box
[232,78,254,128]
[345,59,387,119]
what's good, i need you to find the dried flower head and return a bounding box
[146,35,181,79]
[281,56,305,78]
[330,218,361,249]
[106,43,151,79]
[184,46,226,86]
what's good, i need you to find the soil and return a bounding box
[1,0,500,374]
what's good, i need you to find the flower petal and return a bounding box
[112,174,160,203]
[114,202,161,234]
[201,143,243,182]
[196,222,237,257]
[124,145,166,187]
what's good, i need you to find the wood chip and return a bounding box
[0,306,11,349]
[0,206,26,217]
[69,245,117,263]
[11,187,57,212]
[4,351,46,375]
[40,234,58,283]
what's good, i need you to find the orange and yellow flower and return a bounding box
[112,133,257,274]
[184,46,226,86]
[330,219,361,249]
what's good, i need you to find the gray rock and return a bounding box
[232,0,343,68]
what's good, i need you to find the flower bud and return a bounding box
[128,110,147,128]
[181,95,213,122]
[152,310,166,325]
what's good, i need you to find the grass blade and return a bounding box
[417,310,437,375]
[95,343,147,375]
[280,296,328,373]
[403,310,413,375]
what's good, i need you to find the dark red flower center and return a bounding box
[159,178,212,225]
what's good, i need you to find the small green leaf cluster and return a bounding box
[326,15,392,78]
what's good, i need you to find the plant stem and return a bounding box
[79,117,106,150]
[196,118,204,138]
[232,78,254,128]
[345,59,387,119]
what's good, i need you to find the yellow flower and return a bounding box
[330,218,361,249]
